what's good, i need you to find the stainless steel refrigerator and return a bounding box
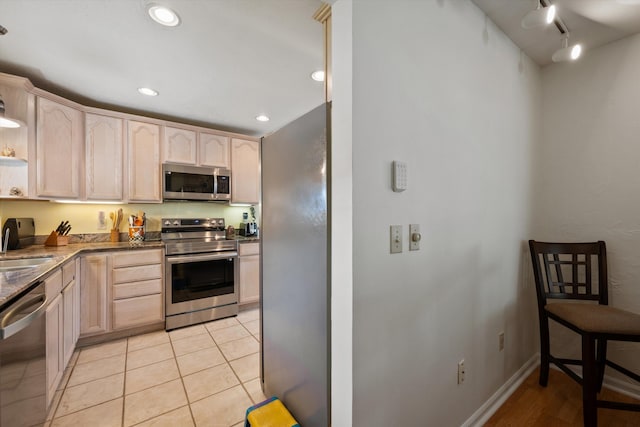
[260,102,330,427]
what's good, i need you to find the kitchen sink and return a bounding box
[0,256,55,272]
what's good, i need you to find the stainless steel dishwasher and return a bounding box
[0,282,47,427]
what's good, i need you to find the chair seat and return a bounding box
[545,303,640,335]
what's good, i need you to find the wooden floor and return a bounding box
[485,368,640,426]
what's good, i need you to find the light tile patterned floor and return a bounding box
[46,308,266,427]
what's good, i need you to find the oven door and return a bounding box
[165,252,238,316]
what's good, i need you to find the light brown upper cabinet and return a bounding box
[199,132,230,168]
[127,120,161,202]
[85,113,123,200]
[231,138,260,204]
[163,126,197,165]
[36,97,83,198]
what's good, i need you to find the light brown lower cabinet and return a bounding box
[80,249,164,337]
[46,261,80,408]
[239,242,260,305]
[80,254,110,336]
[45,292,62,408]
[113,294,163,330]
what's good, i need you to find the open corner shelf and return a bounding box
[0,156,27,164]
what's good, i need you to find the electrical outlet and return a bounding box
[499,332,505,351]
[458,359,465,384]
[97,211,107,230]
[390,225,402,254]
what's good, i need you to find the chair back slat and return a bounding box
[552,253,565,293]
[529,241,608,306]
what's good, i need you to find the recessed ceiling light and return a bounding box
[311,70,325,82]
[147,4,180,27]
[256,115,270,122]
[138,87,159,96]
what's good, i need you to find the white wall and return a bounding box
[330,0,541,425]
[536,33,640,387]
[330,0,353,426]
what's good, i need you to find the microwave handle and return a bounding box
[213,171,218,196]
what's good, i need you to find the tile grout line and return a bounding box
[49,351,77,422]
[122,337,128,427]
[206,319,262,409]
[168,327,198,427]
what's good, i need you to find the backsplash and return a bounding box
[0,200,258,236]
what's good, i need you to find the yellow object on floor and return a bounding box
[245,397,299,427]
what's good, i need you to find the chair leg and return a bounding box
[582,334,598,427]
[539,317,550,387]
[596,338,607,393]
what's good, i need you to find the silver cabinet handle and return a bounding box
[0,292,47,339]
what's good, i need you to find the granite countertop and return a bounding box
[0,240,165,309]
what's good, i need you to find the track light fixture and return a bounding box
[521,0,556,29]
[552,36,582,62]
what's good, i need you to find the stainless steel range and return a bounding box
[162,218,238,330]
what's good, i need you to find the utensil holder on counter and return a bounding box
[128,226,144,245]
[44,231,68,246]
[110,230,119,243]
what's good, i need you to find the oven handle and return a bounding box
[166,252,238,264]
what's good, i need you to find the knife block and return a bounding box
[44,231,68,246]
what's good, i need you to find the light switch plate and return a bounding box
[390,225,402,253]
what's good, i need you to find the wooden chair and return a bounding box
[528,240,640,427]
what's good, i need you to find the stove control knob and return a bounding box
[164,220,171,226]
[173,220,180,226]
[210,219,217,226]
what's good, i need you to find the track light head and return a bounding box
[552,37,582,62]
[521,3,556,29]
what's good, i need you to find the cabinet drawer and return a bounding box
[113,264,162,284]
[239,242,260,256]
[62,259,76,287]
[113,294,163,330]
[113,279,162,300]
[45,269,63,301]
[112,249,162,268]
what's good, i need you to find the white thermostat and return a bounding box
[392,160,407,192]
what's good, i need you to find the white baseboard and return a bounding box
[603,375,640,399]
[463,353,640,427]
[462,354,539,427]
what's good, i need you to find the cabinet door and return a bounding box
[231,138,260,204]
[62,278,78,368]
[199,132,230,168]
[73,260,81,344]
[85,113,123,200]
[80,254,110,336]
[127,120,161,202]
[36,97,83,198]
[112,294,163,330]
[46,293,63,407]
[239,254,260,304]
[163,126,196,164]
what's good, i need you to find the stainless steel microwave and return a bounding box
[162,164,231,201]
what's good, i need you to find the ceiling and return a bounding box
[472,0,640,66]
[0,0,324,137]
